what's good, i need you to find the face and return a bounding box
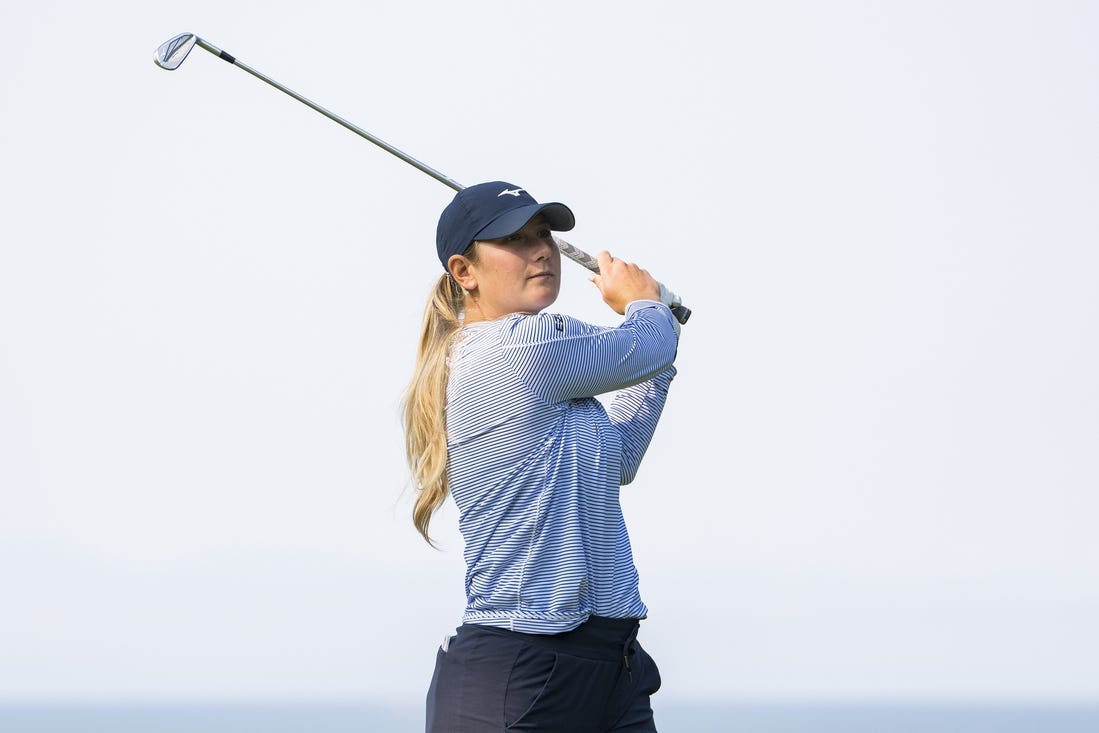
[448,216,561,323]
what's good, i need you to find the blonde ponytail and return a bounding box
[402,271,467,544]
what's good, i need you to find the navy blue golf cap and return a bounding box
[436,181,575,270]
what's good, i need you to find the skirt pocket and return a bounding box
[503,644,559,728]
[504,649,614,731]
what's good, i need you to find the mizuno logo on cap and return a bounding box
[498,188,524,197]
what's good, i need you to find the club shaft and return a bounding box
[188,36,691,323]
[194,38,464,192]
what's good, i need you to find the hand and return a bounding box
[589,251,662,315]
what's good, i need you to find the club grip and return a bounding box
[553,236,692,325]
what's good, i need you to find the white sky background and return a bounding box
[1,0,1097,706]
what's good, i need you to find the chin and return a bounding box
[527,282,560,309]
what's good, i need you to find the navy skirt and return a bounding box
[425,616,661,732]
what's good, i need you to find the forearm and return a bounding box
[502,306,678,402]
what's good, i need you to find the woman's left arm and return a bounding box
[608,366,676,485]
[499,301,678,403]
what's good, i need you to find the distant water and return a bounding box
[1,701,1097,732]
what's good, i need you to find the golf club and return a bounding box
[154,32,691,324]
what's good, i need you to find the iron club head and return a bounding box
[154,33,198,70]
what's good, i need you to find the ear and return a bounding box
[448,254,478,292]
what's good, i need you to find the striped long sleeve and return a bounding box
[444,301,678,633]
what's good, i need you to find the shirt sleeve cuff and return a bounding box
[624,299,665,315]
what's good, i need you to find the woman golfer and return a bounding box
[404,181,680,732]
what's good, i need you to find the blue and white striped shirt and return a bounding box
[445,300,678,634]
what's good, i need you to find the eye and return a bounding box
[537,228,552,239]
[505,232,523,242]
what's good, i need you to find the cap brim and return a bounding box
[473,202,575,241]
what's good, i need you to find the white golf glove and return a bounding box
[658,284,682,338]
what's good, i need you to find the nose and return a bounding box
[531,233,554,260]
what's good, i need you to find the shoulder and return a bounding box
[500,312,603,345]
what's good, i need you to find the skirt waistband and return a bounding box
[459,616,641,661]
